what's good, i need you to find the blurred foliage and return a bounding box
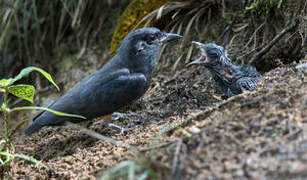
[245,0,283,16]
[0,0,129,78]
[99,124,174,180]
[100,158,160,180]
[0,0,304,79]
[110,0,183,57]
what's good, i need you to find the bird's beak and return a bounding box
[186,41,209,67]
[186,58,203,66]
[192,41,204,48]
[161,33,182,44]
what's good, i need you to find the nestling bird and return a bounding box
[187,42,261,98]
[24,27,182,135]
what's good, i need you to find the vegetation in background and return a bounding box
[0,0,129,79]
[0,66,85,178]
[109,0,184,56]
[245,0,283,15]
[116,0,304,71]
[0,0,304,78]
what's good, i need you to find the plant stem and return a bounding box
[1,88,11,152]
[3,88,9,125]
[0,89,11,179]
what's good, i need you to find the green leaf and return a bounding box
[10,106,86,119]
[8,85,35,103]
[245,1,259,10]
[12,66,60,91]
[0,79,11,88]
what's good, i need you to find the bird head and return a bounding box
[187,42,231,68]
[187,42,236,86]
[118,28,182,69]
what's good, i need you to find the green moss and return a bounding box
[245,0,283,16]
[223,12,234,24]
[109,0,181,57]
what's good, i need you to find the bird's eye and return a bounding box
[208,49,219,57]
[146,34,156,44]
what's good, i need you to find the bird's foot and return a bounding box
[108,112,144,135]
[107,123,141,136]
[112,112,138,121]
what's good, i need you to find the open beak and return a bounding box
[187,57,204,66]
[161,33,182,44]
[187,41,209,67]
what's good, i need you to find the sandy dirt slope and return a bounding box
[11,58,306,179]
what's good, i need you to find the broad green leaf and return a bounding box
[0,79,10,88]
[8,85,35,103]
[12,66,60,91]
[10,106,86,119]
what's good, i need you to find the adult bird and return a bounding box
[24,27,182,135]
[187,42,261,98]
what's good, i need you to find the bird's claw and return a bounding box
[107,123,126,135]
[107,123,141,136]
[109,112,143,135]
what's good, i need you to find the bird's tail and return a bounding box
[24,122,42,136]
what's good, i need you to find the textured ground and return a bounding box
[10,56,307,179]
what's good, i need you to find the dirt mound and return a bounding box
[11,58,306,179]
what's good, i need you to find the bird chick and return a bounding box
[24,28,182,135]
[188,42,261,98]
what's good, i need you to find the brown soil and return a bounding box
[10,57,307,179]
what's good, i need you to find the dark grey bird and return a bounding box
[24,27,182,135]
[187,42,261,98]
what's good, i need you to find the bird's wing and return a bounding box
[236,77,259,91]
[79,72,148,118]
[239,65,261,78]
[32,68,131,123]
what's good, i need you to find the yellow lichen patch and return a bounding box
[109,0,180,57]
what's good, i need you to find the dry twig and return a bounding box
[64,121,139,155]
[171,139,183,178]
[139,141,177,152]
[249,24,297,65]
